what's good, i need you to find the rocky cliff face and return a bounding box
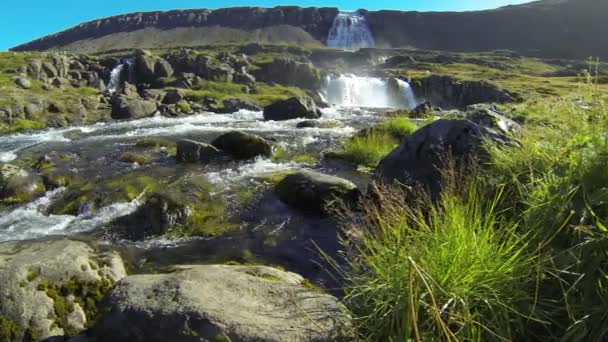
[11,0,608,59]
[11,7,339,52]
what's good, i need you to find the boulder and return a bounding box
[93,265,353,342]
[0,239,126,341]
[465,104,521,135]
[375,119,512,197]
[134,52,174,83]
[0,163,44,203]
[176,139,222,163]
[263,96,321,121]
[111,95,158,120]
[211,131,272,160]
[162,89,184,105]
[219,98,261,113]
[410,101,433,118]
[253,57,322,90]
[296,119,344,129]
[142,89,167,102]
[14,76,32,89]
[275,170,360,214]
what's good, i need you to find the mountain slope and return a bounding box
[11,0,608,59]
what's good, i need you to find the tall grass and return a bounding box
[339,179,535,341]
[342,130,399,167]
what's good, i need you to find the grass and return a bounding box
[338,180,534,341]
[339,62,608,341]
[182,81,305,108]
[342,130,399,167]
[378,116,417,139]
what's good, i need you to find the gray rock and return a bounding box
[0,163,44,203]
[253,57,322,90]
[14,76,32,89]
[276,170,360,214]
[211,131,272,160]
[142,89,167,102]
[162,89,184,105]
[51,77,71,88]
[465,104,521,135]
[42,61,58,78]
[296,119,344,129]
[218,98,261,113]
[93,265,353,342]
[0,239,126,341]
[375,119,511,197]
[263,96,321,121]
[48,102,66,113]
[134,53,174,83]
[176,139,222,163]
[111,95,158,120]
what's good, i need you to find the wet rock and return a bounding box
[296,119,344,129]
[410,101,433,118]
[0,239,126,341]
[211,131,272,160]
[375,119,512,197]
[465,104,521,135]
[111,95,158,120]
[14,76,32,89]
[219,98,261,113]
[253,57,322,90]
[93,265,353,342]
[176,139,222,163]
[275,170,360,214]
[0,163,44,204]
[263,96,321,121]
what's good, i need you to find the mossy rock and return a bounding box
[0,163,45,205]
[211,131,272,160]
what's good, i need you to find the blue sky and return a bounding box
[0,0,532,51]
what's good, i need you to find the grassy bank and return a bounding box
[339,68,608,340]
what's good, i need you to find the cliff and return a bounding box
[10,0,608,59]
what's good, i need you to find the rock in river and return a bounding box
[0,163,44,204]
[211,131,272,160]
[263,96,321,121]
[176,139,222,163]
[275,170,360,214]
[93,265,354,342]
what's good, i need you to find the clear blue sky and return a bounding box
[0,0,533,51]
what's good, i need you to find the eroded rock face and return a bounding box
[0,163,44,204]
[93,265,354,342]
[211,131,272,160]
[276,170,360,214]
[0,239,127,341]
[375,119,512,197]
[263,96,321,121]
[411,75,519,109]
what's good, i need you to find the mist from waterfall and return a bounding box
[323,75,418,109]
[327,11,375,50]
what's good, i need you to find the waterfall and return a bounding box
[107,63,126,94]
[327,11,375,50]
[107,58,134,94]
[323,75,418,109]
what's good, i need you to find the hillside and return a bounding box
[10,0,608,59]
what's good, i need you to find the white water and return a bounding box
[0,188,142,242]
[327,11,375,50]
[107,63,126,94]
[324,75,418,109]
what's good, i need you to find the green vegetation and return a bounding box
[377,116,417,139]
[340,65,608,340]
[0,315,22,342]
[182,81,305,107]
[342,130,399,167]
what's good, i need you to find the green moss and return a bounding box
[26,271,38,282]
[257,169,298,185]
[0,119,46,134]
[177,101,192,113]
[0,315,22,342]
[38,277,114,336]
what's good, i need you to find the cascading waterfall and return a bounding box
[107,58,134,93]
[327,11,375,50]
[323,75,418,109]
[107,63,126,93]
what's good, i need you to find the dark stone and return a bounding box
[219,98,261,113]
[111,95,158,120]
[275,170,360,214]
[176,139,222,163]
[263,96,321,121]
[410,101,432,118]
[162,89,185,105]
[211,131,272,160]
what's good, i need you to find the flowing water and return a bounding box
[107,63,126,93]
[324,74,418,109]
[327,11,375,50]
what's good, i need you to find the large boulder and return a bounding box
[275,170,360,214]
[253,57,322,90]
[176,139,222,163]
[0,163,44,204]
[375,119,511,196]
[211,131,272,160]
[263,96,321,121]
[0,239,126,341]
[465,104,521,135]
[134,50,174,83]
[111,95,158,120]
[93,265,353,342]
